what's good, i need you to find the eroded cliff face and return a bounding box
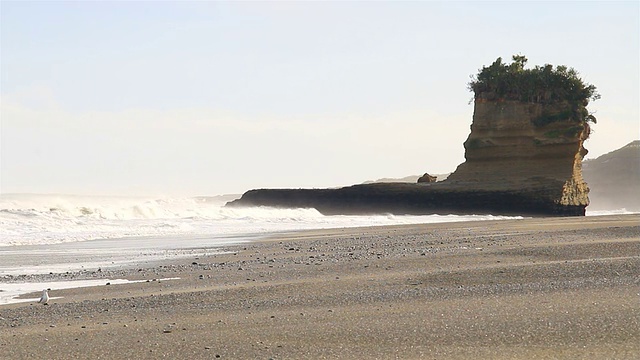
[446,96,590,211]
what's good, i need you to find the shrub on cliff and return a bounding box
[468,55,599,126]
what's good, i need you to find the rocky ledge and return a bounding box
[227,183,585,216]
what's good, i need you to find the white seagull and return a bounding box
[38,289,49,305]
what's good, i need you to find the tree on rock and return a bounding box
[468,55,600,127]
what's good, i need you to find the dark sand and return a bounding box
[1,215,639,359]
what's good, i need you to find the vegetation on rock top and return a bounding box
[469,55,600,127]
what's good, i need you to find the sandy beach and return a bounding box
[1,214,638,359]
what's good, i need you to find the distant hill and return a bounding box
[363,173,451,184]
[583,140,640,211]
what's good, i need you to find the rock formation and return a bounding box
[227,56,597,216]
[417,173,437,183]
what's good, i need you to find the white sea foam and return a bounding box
[0,278,180,305]
[586,208,638,216]
[0,193,523,247]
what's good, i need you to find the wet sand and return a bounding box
[1,214,639,359]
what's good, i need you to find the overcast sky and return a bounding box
[1,1,638,196]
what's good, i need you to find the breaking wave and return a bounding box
[1,193,522,247]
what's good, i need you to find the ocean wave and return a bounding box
[0,193,523,247]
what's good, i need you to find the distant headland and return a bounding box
[227,55,599,216]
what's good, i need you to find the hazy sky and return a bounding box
[1,1,638,196]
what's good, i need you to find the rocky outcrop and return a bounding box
[417,173,437,183]
[228,55,599,216]
[227,97,591,216]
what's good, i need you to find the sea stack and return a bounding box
[446,55,597,215]
[227,55,598,216]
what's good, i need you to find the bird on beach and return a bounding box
[38,289,49,305]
